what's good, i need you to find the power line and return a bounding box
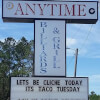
[66,24,83,47]
[66,48,75,67]
[67,48,78,77]
[79,24,93,51]
[67,55,75,67]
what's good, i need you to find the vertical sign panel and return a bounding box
[35,20,66,76]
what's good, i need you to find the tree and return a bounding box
[0,38,16,100]
[0,37,34,100]
[89,91,100,100]
[11,37,32,76]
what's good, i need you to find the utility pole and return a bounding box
[74,48,78,77]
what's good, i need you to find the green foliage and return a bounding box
[0,37,34,100]
[89,91,100,100]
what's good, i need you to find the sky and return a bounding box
[0,0,100,95]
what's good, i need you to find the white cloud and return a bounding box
[89,74,100,83]
[93,55,100,58]
[89,74,100,94]
[0,38,5,42]
[68,24,93,35]
[66,38,78,56]
[67,20,100,58]
[79,49,87,56]
[67,38,77,47]
[66,38,88,57]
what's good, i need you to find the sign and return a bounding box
[11,77,89,100]
[35,20,66,76]
[2,0,98,23]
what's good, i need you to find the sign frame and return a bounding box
[10,77,89,100]
[2,0,98,24]
[34,20,66,77]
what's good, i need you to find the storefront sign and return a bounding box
[2,0,98,23]
[11,77,89,100]
[35,20,66,76]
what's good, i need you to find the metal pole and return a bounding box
[74,48,78,77]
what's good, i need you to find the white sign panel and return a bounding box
[11,77,89,100]
[3,0,98,23]
[35,20,66,76]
